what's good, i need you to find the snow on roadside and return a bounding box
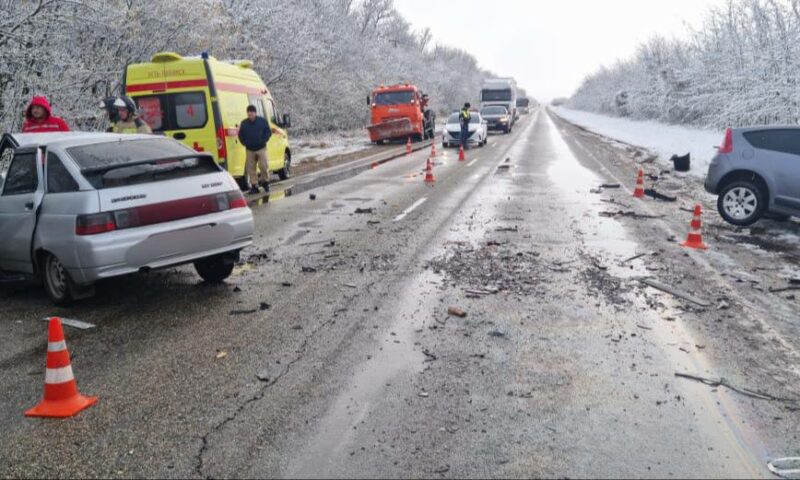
[552,107,724,179]
[293,128,371,164]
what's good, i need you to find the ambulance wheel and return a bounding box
[278,152,291,181]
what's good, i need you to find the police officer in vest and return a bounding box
[111,97,152,134]
[459,102,472,149]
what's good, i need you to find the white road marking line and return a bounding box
[466,158,478,167]
[393,197,427,222]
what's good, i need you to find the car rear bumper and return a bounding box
[68,208,254,284]
[704,154,728,194]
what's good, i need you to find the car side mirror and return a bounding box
[282,113,292,129]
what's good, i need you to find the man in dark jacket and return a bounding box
[459,102,472,149]
[238,105,272,195]
[22,96,70,133]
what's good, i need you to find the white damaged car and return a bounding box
[0,132,254,305]
[442,112,488,148]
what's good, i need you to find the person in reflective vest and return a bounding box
[110,97,152,134]
[459,102,472,149]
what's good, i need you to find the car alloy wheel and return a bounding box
[722,186,758,221]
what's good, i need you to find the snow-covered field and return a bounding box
[552,107,724,179]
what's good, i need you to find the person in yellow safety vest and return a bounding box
[459,102,472,149]
[110,96,152,134]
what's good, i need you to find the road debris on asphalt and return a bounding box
[599,210,665,220]
[215,350,228,360]
[354,208,374,214]
[641,279,712,307]
[644,188,677,202]
[447,306,467,318]
[767,457,800,479]
[675,372,800,404]
[230,309,258,315]
[41,317,95,330]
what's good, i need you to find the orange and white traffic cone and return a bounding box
[406,137,412,155]
[424,158,435,184]
[681,204,708,250]
[458,145,466,162]
[25,318,97,418]
[430,142,437,158]
[632,168,645,198]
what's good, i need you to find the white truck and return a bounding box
[480,78,518,126]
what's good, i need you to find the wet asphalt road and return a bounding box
[0,109,787,478]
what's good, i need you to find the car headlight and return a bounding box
[499,118,508,123]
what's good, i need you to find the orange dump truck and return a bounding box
[366,84,435,144]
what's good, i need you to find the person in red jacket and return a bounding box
[21,96,70,133]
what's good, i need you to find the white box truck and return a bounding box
[480,78,518,126]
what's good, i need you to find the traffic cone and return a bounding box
[406,137,412,155]
[681,204,708,250]
[424,158,435,184]
[430,142,437,158]
[632,168,645,198]
[458,145,466,162]
[25,318,97,418]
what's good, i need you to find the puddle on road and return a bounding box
[545,116,648,279]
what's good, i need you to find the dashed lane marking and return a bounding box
[466,158,478,167]
[393,197,427,222]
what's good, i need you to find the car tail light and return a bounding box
[76,213,116,236]
[718,128,733,154]
[77,191,246,235]
[227,190,247,209]
[216,126,227,162]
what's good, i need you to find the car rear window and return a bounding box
[743,129,800,155]
[134,92,208,132]
[67,138,220,189]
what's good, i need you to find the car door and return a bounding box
[0,146,45,273]
[746,129,800,210]
[264,98,286,172]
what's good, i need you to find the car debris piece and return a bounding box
[447,306,467,318]
[281,281,292,287]
[769,285,800,294]
[215,350,228,360]
[309,193,317,200]
[600,183,621,189]
[354,207,374,214]
[671,153,691,172]
[229,309,258,315]
[260,302,272,311]
[418,391,430,398]
[495,226,519,232]
[640,279,711,307]
[675,372,800,404]
[622,253,648,264]
[41,317,95,330]
[599,210,665,220]
[644,188,677,202]
[301,266,317,273]
[422,350,437,362]
[487,330,506,338]
[767,457,800,478]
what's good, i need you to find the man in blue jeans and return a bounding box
[459,102,472,149]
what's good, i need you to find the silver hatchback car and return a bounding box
[705,127,800,225]
[0,132,254,305]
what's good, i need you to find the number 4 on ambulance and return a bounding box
[124,51,294,190]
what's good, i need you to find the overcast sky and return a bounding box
[394,0,728,102]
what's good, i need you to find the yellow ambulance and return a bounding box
[123,52,292,189]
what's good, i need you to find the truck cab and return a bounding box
[367,84,435,144]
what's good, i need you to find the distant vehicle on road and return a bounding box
[516,98,531,115]
[480,106,513,134]
[705,127,800,225]
[0,132,254,305]
[366,84,435,144]
[124,51,293,190]
[442,111,487,148]
[480,78,517,125]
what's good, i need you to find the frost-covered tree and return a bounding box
[0,0,500,133]
[568,0,800,128]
